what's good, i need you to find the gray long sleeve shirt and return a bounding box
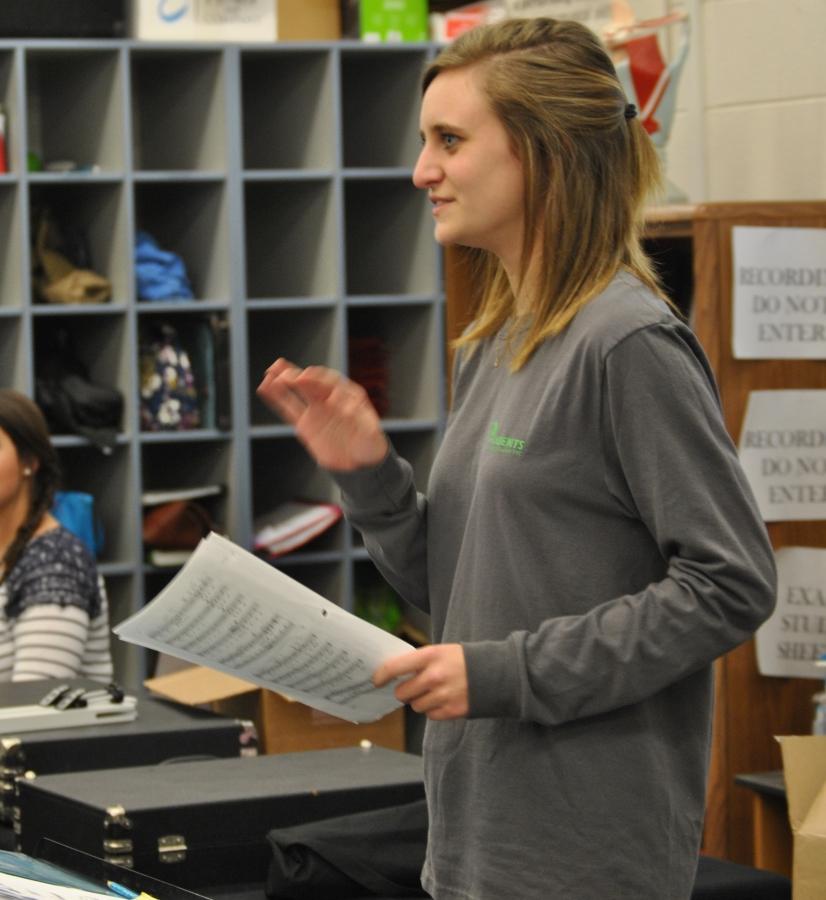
[333,272,776,900]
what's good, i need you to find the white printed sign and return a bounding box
[738,390,826,522]
[732,226,826,359]
[505,0,612,29]
[756,547,826,679]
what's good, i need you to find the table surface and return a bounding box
[734,770,786,799]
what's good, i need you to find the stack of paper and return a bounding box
[114,532,412,723]
[141,484,222,506]
[253,500,342,557]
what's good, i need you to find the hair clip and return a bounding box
[624,103,638,121]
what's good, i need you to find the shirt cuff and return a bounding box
[463,639,521,719]
[330,444,410,511]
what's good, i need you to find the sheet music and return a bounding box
[114,533,413,723]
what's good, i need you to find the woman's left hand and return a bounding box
[374,644,469,720]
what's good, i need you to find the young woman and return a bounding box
[257,18,776,900]
[0,389,113,682]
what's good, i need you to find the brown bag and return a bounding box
[142,501,215,550]
[34,212,112,304]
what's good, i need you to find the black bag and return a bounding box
[36,329,123,454]
[266,799,428,899]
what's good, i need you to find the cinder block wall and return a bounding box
[643,0,825,203]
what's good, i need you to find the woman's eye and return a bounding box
[441,133,459,148]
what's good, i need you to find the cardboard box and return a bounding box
[277,0,340,40]
[778,735,826,900]
[359,0,428,43]
[130,0,340,42]
[145,665,406,755]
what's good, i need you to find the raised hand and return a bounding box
[256,358,389,472]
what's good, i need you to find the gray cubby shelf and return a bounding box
[0,38,444,685]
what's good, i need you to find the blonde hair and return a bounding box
[425,17,665,370]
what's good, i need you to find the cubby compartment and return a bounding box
[135,180,230,301]
[29,181,129,303]
[0,50,18,174]
[352,557,430,641]
[25,48,123,172]
[140,438,233,535]
[340,49,427,169]
[644,233,694,319]
[250,437,343,554]
[386,427,439,490]
[348,428,437,553]
[137,310,232,433]
[244,178,337,299]
[0,184,22,305]
[241,50,334,171]
[0,317,23,388]
[131,49,226,172]
[102,573,140,684]
[247,306,340,426]
[270,560,346,607]
[352,558,406,631]
[344,178,436,296]
[347,303,440,420]
[56,443,134,565]
[33,311,131,430]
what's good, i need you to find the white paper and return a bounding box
[114,533,412,723]
[756,547,826,679]
[0,870,112,900]
[504,0,613,32]
[738,390,826,522]
[732,226,826,359]
[141,484,222,506]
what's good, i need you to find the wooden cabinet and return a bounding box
[445,201,826,866]
[685,201,826,866]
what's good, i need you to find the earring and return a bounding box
[23,467,32,477]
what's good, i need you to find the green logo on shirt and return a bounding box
[488,421,526,455]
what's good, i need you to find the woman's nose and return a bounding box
[413,145,440,190]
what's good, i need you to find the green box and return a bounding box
[359,0,429,42]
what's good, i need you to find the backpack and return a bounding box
[139,322,201,431]
[35,329,123,454]
[52,491,104,558]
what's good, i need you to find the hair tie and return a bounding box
[624,103,638,121]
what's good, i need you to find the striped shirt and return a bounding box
[0,527,114,683]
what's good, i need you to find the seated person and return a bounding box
[0,389,113,682]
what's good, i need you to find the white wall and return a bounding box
[649,0,825,203]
